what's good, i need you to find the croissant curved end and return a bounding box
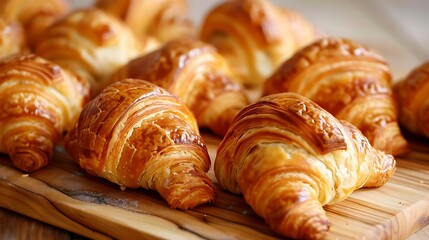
[10,147,50,172]
[156,162,216,210]
[264,197,331,240]
[370,122,410,156]
[164,181,216,210]
[364,149,396,187]
[280,201,331,240]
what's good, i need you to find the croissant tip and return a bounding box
[307,218,331,240]
[168,189,216,210]
[272,213,331,240]
[371,125,410,156]
[10,150,48,172]
[170,177,216,210]
[295,214,331,240]
[391,139,411,157]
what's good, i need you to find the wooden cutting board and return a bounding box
[0,132,428,240]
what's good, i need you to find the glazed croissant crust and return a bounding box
[110,37,249,136]
[200,0,319,87]
[0,54,90,172]
[263,37,408,156]
[64,79,216,210]
[215,92,396,239]
[34,9,154,95]
[95,0,194,44]
[394,62,429,138]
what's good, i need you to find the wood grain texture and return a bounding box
[0,132,428,239]
[409,224,429,240]
[0,207,84,240]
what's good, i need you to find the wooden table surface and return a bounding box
[1,0,429,239]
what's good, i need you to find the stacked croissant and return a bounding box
[0,0,425,239]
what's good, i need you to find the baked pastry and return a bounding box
[34,8,154,95]
[0,0,70,47]
[95,0,194,44]
[64,79,216,210]
[0,18,28,59]
[215,92,396,239]
[394,62,429,138]
[0,54,91,172]
[263,37,408,156]
[110,37,249,136]
[200,0,318,87]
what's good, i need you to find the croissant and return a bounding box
[0,54,91,172]
[0,18,28,59]
[34,9,155,95]
[64,78,216,210]
[394,62,429,138]
[110,37,249,136]
[215,92,396,239]
[263,37,408,156]
[95,0,194,44]
[0,0,70,47]
[199,0,319,87]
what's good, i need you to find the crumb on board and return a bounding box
[21,174,29,177]
[120,185,126,191]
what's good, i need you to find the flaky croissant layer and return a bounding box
[0,54,90,172]
[200,0,319,87]
[64,79,215,210]
[215,92,395,239]
[110,37,249,136]
[34,8,150,96]
[263,37,408,156]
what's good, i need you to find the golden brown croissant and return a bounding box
[199,0,319,87]
[394,62,429,138]
[215,92,396,239]
[34,8,154,95]
[64,78,216,210]
[0,18,28,59]
[263,37,409,156]
[95,0,194,44]
[110,37,249,136]
[0,54,91,172]
[0,0,70,47]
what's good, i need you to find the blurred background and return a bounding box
[70,0,429,80]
